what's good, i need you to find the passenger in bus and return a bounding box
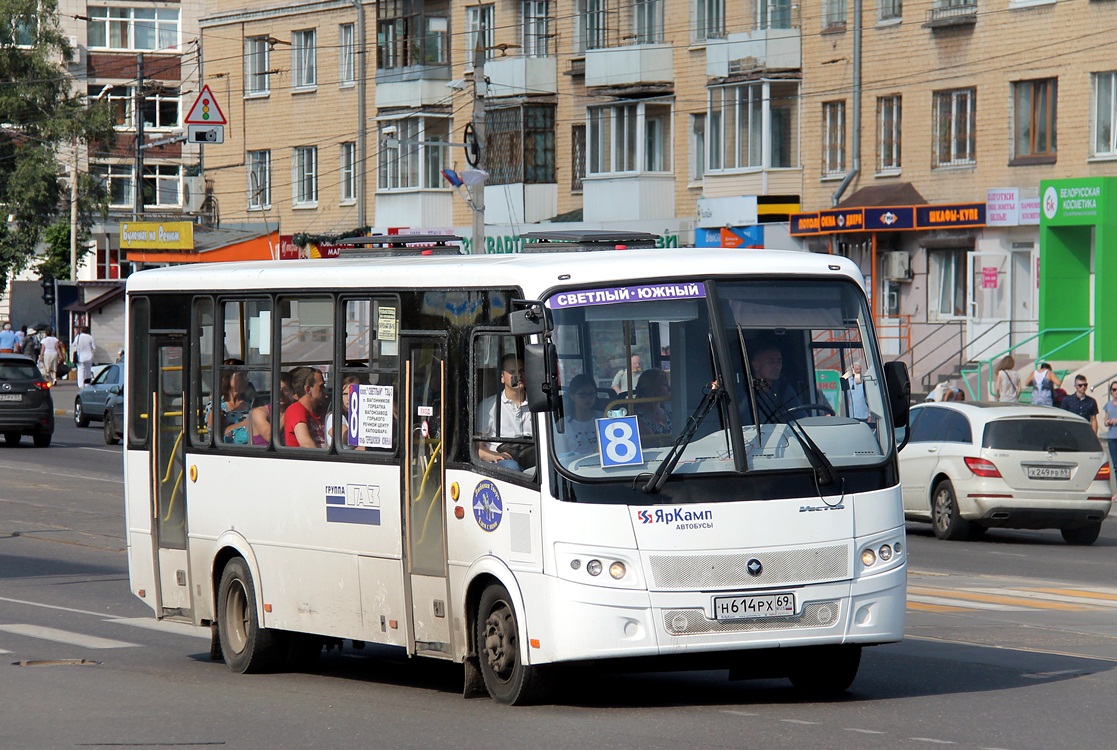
[284,366,327,448]
[557,373,603,456]
[476,354,533,471]
[249,371,295,446]
[633,368,672,436]
[205,367,251,444]
[326,373,370,449]
[746,341,803,422]
[611,354,643,395]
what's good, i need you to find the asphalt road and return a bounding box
[2,408,1116,749]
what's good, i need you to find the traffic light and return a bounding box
[40,278,55,306]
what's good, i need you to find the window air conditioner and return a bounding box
[884,251,911,281]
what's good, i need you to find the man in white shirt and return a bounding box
[71,326,97,385]
[475,354,533,471]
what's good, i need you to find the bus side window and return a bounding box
[336,298,400,453]
[471,334,535,476]
[190,297,214,447]
[278,296,333,451]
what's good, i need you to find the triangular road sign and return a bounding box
[184,85,227,125]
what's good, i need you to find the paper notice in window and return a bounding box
[350,384,394,449]
[377,307,398,341]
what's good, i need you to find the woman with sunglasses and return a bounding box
[557,373,603,456]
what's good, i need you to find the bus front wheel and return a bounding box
[787,644,862,696]
[217,558,284,673]
[476,584,548,705]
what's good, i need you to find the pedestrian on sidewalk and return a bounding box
[40,329,64,384]
[71,326,97,386]
[992,355,1020,402]
[1063,375,1100,432]
[0,322,17,352]
[1103,384,1117,481]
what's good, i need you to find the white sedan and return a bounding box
[899,402,1112,544]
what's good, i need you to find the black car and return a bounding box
[0,353,54,447]
[75,360,124,440]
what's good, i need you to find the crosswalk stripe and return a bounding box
[1024,587,1117,603]
[906,601,970,613]
[908,587,1092,611]
[908,594,1028,612]
[0,624,137,649]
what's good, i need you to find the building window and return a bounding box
[588,101,672,175]
[143,164,181,207]
[293,29,317,89]
[877,95,902,172]
[140,86,180,130]
[378,117,449,191]
[694,0,725,41]
[1013,78,1056,160]
[376,2,448,70]
[339,24,356,85]
[932,88,976,167]
[931,250,967,319]
[823,0,847,29]
[758,0,793,30]
[823,100,846,175]
[90,85,132,128]
[293,146,318,206]
[87,7,180,51]
[90,84,178,130]
[634,0,664,43]
[707,81,798,171]
[486,105,556,185]
[577,0,609,52]
[880,0,902,20]
[340,142,357,202]
[248,150,271,209]
[689,113,706,181]
[466,5,495,60]
[571,123,586,192]
[522,1,551,57]
[92,164,133,208]
[96,246,121,280]
[1093,71,1117,157]
[244,37,270,95]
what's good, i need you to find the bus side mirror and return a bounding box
[510,300,549,335]
[523,342,560,414]
[884,361,911,429]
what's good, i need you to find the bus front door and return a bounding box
[149,337,193,621]
[402,338,452,657]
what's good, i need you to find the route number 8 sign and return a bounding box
[595,416,644,467]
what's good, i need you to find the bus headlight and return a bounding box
[860,548,877,567]
[878,544,893,562]
[609,561,626,579]
[586,559,603,576]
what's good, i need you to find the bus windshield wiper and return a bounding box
[641,381,726,494]
[736,325,835,487]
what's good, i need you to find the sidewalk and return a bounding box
[50,378,78,417]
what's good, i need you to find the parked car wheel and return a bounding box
[104,410,120,445]
[932,479,971,541]
[74,399,90,427]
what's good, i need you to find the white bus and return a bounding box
[123,233,911,704]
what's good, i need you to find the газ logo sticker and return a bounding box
[637,507,713,530]
[473,480,503,532]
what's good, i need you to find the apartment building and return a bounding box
[795,1,1117,386]
[197,0,806,251]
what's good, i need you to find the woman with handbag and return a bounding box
[993,355,1021,402]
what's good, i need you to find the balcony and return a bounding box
[486,55,558,96]
[582,175,675,222]
[375,66,452,108]
[705,28,800,79]
[923,3,978,29]
[584,42,673,88]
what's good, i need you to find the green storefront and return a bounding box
[1039,177,1117,361]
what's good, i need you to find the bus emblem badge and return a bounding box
[746,559,763,577]
[472,480,503,532]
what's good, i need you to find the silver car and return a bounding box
[900,402,1112,545]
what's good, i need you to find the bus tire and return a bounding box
[476,584,548,705]
[788,644,862,696]
[217,558,284,673]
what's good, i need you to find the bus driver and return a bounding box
[476,354,533,471]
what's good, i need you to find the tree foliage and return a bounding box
[0,0,114,289]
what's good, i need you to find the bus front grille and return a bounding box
[648,545,849,589]
[662,601,842,635]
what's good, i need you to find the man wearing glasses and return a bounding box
[1061,375,1098,432]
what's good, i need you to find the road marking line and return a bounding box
[780,719,818,725]
[910,738,956,745]
[907,601,970,613]
[1025,587,1117,603]
[0,624,137,649]
[908,587,1091,611]
[0,596,116,618]
[723,710,758,717]
[907,594,1027,612]
[845,728,885,735]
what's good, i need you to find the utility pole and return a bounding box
[133,52,145,220]
[470,42,486,255]
[70,136,79,281]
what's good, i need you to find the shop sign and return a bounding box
[865,207,914,231]
[986,188,1020,226]
[696,196,759,228]
[119,221,194,250]
[915,203,985,229]
[278,235,344,260]
[819,208,865,233]
[1040,178,1109,226]
[790,213,821,235]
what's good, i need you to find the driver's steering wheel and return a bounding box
[786,403,835,417]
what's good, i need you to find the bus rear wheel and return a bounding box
[476,584,548,705]
[217,558,284,673]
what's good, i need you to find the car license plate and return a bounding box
[0,393,21,402]
[714,593,796,620]
[1026,466,1072,480]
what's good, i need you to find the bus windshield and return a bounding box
[547,278,891,481]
